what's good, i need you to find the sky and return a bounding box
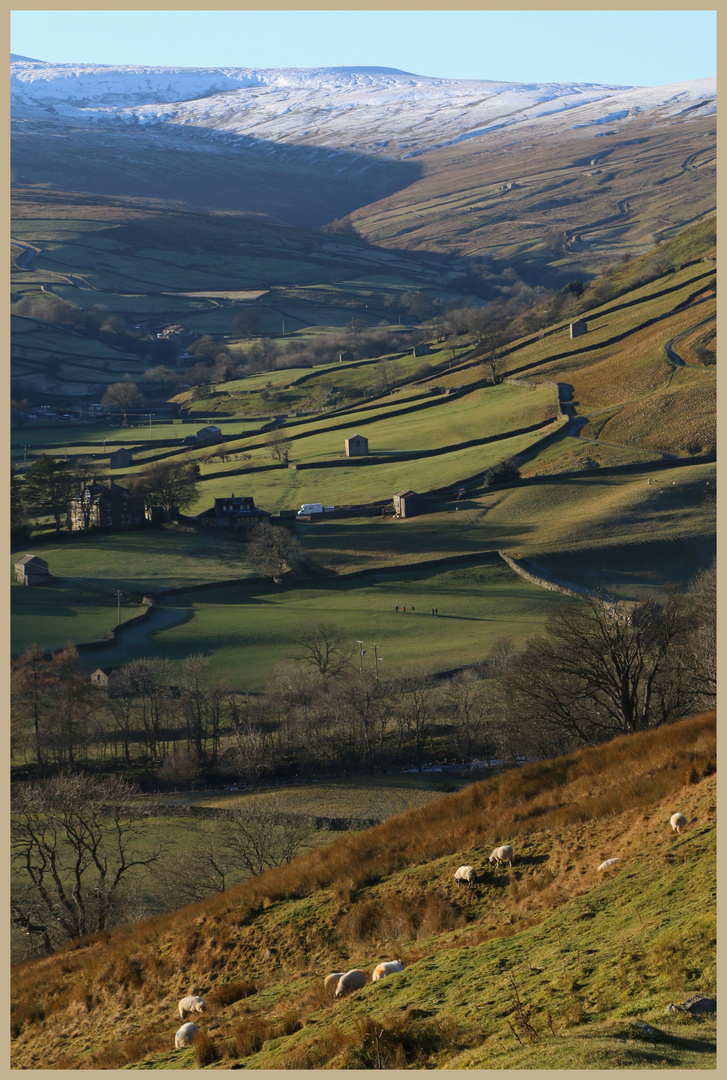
[10,9,716,87]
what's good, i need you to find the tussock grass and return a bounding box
[10,712,715,1069]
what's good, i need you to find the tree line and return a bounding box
[11,563,715,957]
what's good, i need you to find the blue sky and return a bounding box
[10,9,716,86]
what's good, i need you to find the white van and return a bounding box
[298,502,323,516]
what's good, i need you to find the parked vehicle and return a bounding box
[298,502,323,516]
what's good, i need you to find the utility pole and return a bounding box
[149,413,152,437]
[357,640,365,676]
[373,643,382,680]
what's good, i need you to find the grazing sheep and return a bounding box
[334,969,368,997]
[489,845,514,868]
[598,858,619,871]
[372,960,404,981]
[178,995,206,1021]
[454,865,478,888]
[670,812,687,834]
[175,1022,200,1049]
[324,972,345,993]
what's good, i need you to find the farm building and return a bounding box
[412,343,431,357]
[14,554,51,586]
[339,350,354,362]
[89,667,124,697]
[345,433,369,457]
[196,425,222,444]
[69,479,136,531]
[109,448,133,469]
[198,494,270,530]
[570,319,587,339]
[393,490,424,518]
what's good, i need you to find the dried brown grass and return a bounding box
[10,712,715,1069]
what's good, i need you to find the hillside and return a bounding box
[10,712,716,1069]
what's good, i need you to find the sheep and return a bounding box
[178,995,206,1021]
[598,858,619,871]
[324,972,346,994]
[670,812,687,835]
[372,960,404,981]
[489,845,514,868]
[175,1022,200,1049]
[334,969,368,997]
[454,865,478,888]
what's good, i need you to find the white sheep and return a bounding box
[670,812,687,835]
[598,858,619,871]
[454,865,478,888]
[324,972,345,993]
[334,969,368,997]
[372,960,404,981]
[489,845,514,868]
[175,1022,200,1049]
[178,995,206,1020]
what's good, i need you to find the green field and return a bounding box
[41,559,563,688]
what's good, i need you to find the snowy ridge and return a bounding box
[10,61,715,158]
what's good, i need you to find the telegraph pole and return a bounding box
[149,413,153,437]
[357,640,365,676]
[373,643,382,680]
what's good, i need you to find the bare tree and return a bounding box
[441,669,498,761]
[223,797,315,877]
[292,622,353,678]
[11,774,163,955]
[101,379,145,426]
[503,590,699,750]
[156,821,239,906]
[248,520,302,583]
[268,428,292,464]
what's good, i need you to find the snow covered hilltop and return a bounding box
[10,60,716,158]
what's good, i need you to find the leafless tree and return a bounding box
[11,774,163,955]
[268,428,292,464]
[248,520,302,583]
[101,379,145,426]
[292,622,353,678]
[223,797,315,877]
[503,590,699,750]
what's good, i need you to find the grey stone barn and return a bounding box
[345,433,369,457]
[109,448,133,469]
[570,319,587,339]
[412,342,431,358]
[15,554,51,586]
[196,425,222,444]
[89,667,124,697]
[339,350,354,362]
[393,490,424,518]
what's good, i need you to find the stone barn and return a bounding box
[570,319,587,339]
[339,350,354,362]
[393,490,424,518]
[109,448,133,469]
[345,433,369,457]
[14,554,51,586]
[90,667,124,697]
[412,342,431,358]
[196,425,222,444]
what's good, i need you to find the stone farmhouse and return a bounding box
[198,494,270,530]
[69,479,136,532]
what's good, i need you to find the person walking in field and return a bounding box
[395,605,399,613]
[402,605,406,613]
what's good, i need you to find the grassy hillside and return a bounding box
[351,114,715,283]
[10,712,716,1069]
